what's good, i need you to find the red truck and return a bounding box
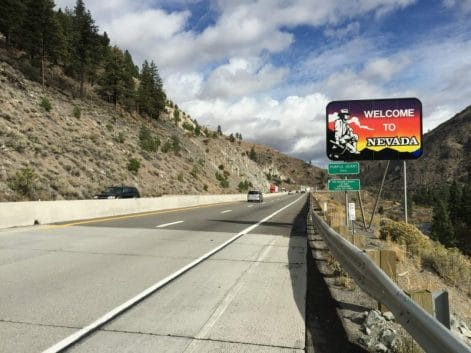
[269,184,279,193]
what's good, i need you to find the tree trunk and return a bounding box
[41,39,45,87]
[80,71,84,98]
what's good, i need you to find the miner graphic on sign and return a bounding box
[332,108,359,154]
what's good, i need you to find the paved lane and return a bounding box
[0,194,308,352]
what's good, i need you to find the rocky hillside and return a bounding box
[0,49,324,202]
[361,105,471,192]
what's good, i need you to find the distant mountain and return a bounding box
[361,105,471,193]
[0,47,323,201]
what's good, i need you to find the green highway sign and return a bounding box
[328,162,360,175]
[328,179,360,191]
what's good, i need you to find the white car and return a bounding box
[247,190,264,202]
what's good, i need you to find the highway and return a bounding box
[0,193,308,353]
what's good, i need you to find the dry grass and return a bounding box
[380,219,471,296]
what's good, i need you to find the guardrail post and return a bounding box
[366,249,397,312]
[407,290,450,329]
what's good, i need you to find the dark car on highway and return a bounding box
[94,186,140,199]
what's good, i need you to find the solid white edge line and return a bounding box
[156,220,184,228]
[220,210,232,214]
[41,195,305,353]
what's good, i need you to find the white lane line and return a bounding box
[41,195,305,353]
[220,210,232,214]
[156,220,184,228]
[247,205,253,208]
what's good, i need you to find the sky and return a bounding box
[55,0,471,167]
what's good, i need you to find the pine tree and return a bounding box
[448,181,461,226]
[249,146,257,161]
[431,200,456,247]
[137,60,153,117]
[149,61,166,118]
[70,0,99,97]
[21,0,64,85]
[137,60,166,119]
[99,46,126,106]
[462,182,471,226]
[0,0,26,48]
[217,125,222,135]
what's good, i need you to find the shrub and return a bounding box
[171,135,181,154]
[161,141,172,153]
[173,109,180,125]
[127,158,141,174]
[215,172,229,188]
[203,184,208,191]
[115,132,125,143]
[190,165,199,178]
[39,97,52,112]
[19,60,40,81]
[177,172,184,182]
[139,125,160,152]
[8,168,38,198]
[182,122,194,132]
[73,106,81,119]
[237,180,253,192]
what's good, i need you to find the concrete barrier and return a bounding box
[0,192,286,229]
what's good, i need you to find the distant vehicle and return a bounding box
[269,184,279,193]
[247,190,264,202]
[94,186,140,199]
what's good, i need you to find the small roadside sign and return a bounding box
[328,179,360,191]
[328,162,360,175]
[348,203,356,221]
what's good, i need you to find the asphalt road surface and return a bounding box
[0,193,308,353]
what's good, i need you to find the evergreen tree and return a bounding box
[149,61,166,118]
[99,46,126,106]
[137,60,166,119]
[249,146,257,161]
[55,8,72,66]
[124,50,139,77]
[98,44,136,109]
[0,0,26,48]
[21,0,64,85]
[70,0,99,97]
[217,125,222,135]
[448,181,461,226]
[431,200,456,247]
[137,60,153,117]
[462,182,471,226]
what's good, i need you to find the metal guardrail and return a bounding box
[309,199,471,353]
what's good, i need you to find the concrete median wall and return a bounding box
[0,193,285,229]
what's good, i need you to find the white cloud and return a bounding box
[324,22,361,39]
[361,57,411,82]
[183,93,329,162]
[442,0,471,13]
[201,57,289,99]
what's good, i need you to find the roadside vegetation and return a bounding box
[380,219,471,295]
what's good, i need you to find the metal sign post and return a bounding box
[404,161,408,224]
[348,202,356,234]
